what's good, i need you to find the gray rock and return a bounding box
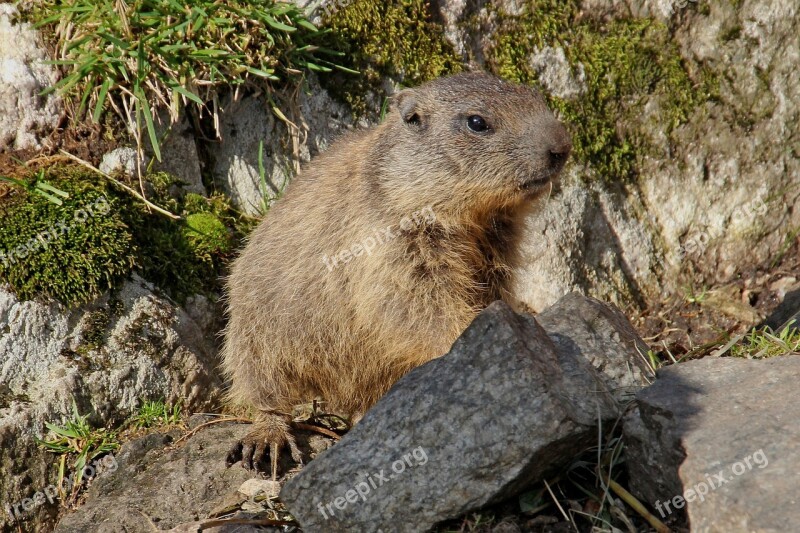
[0,4,62,151]
[624,356,800,531]
[510,177,658,312]
[54,423,254,532]
[208,75,354,216]
[99,147,142,178]
[536,292,654,405]
[0,276,222,532]
[529,47,586,100]
[281,295,648,532]
[152,115,206,195]
[101,116,206,196]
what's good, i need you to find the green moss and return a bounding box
[0,166,247,307]
[0,170,136,306]
[320,0,462,116]
[121,175,243,303]
[485,1,719,181]
[183,212,232,258]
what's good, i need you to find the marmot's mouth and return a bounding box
[519,173,554,191]
[520,177,549,189]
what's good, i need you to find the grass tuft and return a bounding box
[32,0,348,174]
[730,321,800,359]
[129,399,183,430]
[37,400,120,501]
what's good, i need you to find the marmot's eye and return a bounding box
[467,115,489,133]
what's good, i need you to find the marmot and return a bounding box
[222,71,572,477]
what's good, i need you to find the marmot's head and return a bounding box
[381,71,571,215]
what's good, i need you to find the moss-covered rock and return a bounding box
[183,213,233,259]
[120,174,242,304]
[321,0,463,116]
[484,0,719,181]
[0,170,136,306]
[0,167,246,307]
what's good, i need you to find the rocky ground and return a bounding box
[1,0,798,531]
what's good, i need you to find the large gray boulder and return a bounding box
[0,276,222,532]
[281,295,651,532]
[0,4,62,151]
[624,355,800,531]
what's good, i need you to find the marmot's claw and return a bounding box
[225,423,302,479]
[225,440,244,468]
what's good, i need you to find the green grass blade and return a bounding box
[297,19,318,32]
[135,87,161,161]
[172,85,204,105]
[264,14,296,32]
[36,181,70,198]
[245,66,279,79]
[93,78,112,122]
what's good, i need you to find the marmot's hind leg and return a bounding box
[225,412,302,480]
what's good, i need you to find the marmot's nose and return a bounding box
[547,121,572,172]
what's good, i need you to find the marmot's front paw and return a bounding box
[226,418,302,479]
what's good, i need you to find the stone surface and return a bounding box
[101,116,206,195]
[624,356,800,531]
[511,179,658,312]
[152,116,206,195]
[99,147,142,178]
[0,4,62,151]
[281,296,648,532]
[54,424,254,532]
[529,46,586,100]
[0,275,222,532]
[207,75,356,216]
[536,292,654,405]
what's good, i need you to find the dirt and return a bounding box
[636,239,800,362]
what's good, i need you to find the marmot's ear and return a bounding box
[393,89,425,129]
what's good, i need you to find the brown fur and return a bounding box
[221,72,571,473]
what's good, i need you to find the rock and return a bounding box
[207,75,355,216]
[237,479,280,499]
[702,285,763,324]
[54,423,255,532]
[0,4,62,151]
[0,275,222,532]
[624,356,800,531]
[763,280,800,331]
[152,116,205,195]
[510,179,658,312]
[529,46,586,100]
[99,147,142,178]
[535,291,654,404]
[100,116,206,196]
[281,295,649,532]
